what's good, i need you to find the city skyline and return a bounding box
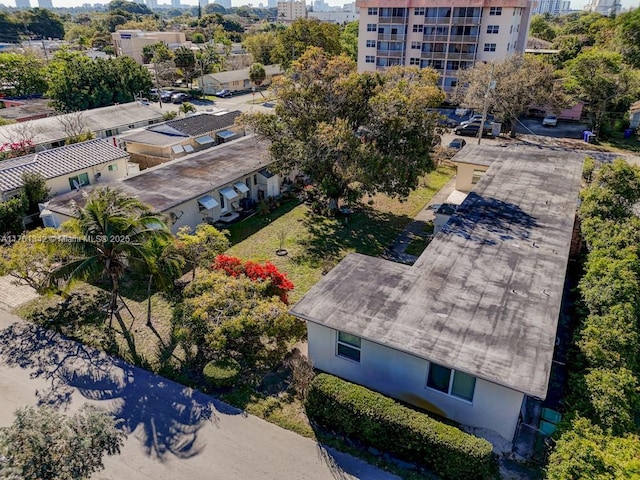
[10,0,635,9]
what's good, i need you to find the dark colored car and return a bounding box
[171,93,190,104]
[215,89,232,98]
[160,91,175,103]
[448,138,467,149]
[454,121,493,137]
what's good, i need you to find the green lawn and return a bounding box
[226,165,455,302]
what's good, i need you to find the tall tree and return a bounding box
[0,405,126,480]
[243,31,277,65]
[340,20,359,61]
[173,45,197,87]
[242,48,444,213]
[20,8,65,39]
[0,52,47,97]
[452,54,564,137]
[21,172,49,215]
[272,18,342,69]
[529,14,556,41]
[565,49,640,134]
[615,7,640,69]
[249,62,266,93]
[47,187,170,356]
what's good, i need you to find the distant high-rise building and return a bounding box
[358,1,532,93]
[533,0,564,15]
[583,0,620,15]
[15,0,31,8]
[171,0,180,7]
[146,0,157,8]
[313,0,328,12]
[201,0,209,6]
[214,0,231,8]
[278,0,306,21]
[38,0,53,8]
[267,0,277,7]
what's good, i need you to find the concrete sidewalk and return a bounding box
[384,176,457,264]
[0,275,38,312]
[0,309,399,480]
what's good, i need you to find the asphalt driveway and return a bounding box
[0,310,399,480]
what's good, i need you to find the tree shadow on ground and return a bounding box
[443,193,538,245]
[0,321,242,461]
[293,206,412,269]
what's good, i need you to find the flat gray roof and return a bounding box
[46,136,271,216]
[0,102,163,146]
[291,144,584,399]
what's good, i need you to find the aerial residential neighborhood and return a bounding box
[0,0,640,478]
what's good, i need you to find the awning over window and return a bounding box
[198,195,219,209]
[219,186,239,200]
[195,135,215,145]
[171,145,185,154]
[184,145,195,153]
[217,130,236,139]
[234,182,250,193]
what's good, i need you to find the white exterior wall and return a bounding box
[454,162,489,192]
[307,322,525,442]
[476,7,524,62]
[46,157,129,197]
[357,8,378,72]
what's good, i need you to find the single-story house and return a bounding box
[629,100,640,129]
[290,144,584,444]
[0,139,132,202]
[0,98,55,123]
[197,65,283,95]
[43,136,288,233]
[119,111,243,168]
[0,102,164,152]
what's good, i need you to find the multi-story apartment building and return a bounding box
[15,0,31,8]
[533,0,568,15]
[583,0,620,15]
[111,30,189,64]
[278,0,307,21]
[38,0,54,8]
[357,1,533,91]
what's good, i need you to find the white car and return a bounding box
[543,115,558,127]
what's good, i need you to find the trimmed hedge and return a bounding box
[305,374,495,480]
[203,358,241,388]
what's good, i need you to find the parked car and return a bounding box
[171,93,190,104]
[542,115,558,127]
[160,91,175,103]
[448,138,467,149]
[462,113,494,125]
[262,101,275,108]
[454,121,493,137]
[455,107,470,117]
[215,89,232,98]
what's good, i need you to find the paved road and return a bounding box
[0,310,399,480]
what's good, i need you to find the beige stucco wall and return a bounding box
[46,157,129,197]
[307,322,525,442]
[111,31,188,64]
[454,162,489,193]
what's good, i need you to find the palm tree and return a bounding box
[249,63,266,99]
[47,187,171,357]
[144,236,184,327]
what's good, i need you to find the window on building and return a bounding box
[486,25,499,34]
[409,57,420,65]
[517,24,520,32]
[108,164,118,171]
[367,23,377,32]
[427,363,476,402]
[412,24,423,33]
[510,25,513,34]
[253,174,257,186]
[507,43,510,52]
[337,331,361,362]
[472,169,486,184]
[365,55,375,63]
[219,193,226,210]
[367,7,377,15]
[483,43,497,52]
[68,172,89,189]
[489,6,502,15]
[414,7,424,15]
[366,39,376,48]
[411,41,421,49]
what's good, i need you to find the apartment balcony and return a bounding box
[421,51,447,59]
[448,52,476,60]
[377,33,404,41]
[448,35,479,43]
[451,16,481,25]
[423,34,449,42]
[425,16,451,24]
[377,50,405,57]
[378,16,408,23]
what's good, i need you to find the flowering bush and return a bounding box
[213,255,294,304]
[0,139,35,158]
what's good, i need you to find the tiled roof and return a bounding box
[0,139,128,193]
[152,111,241,137]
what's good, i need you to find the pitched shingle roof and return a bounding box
[150,111,241,137]
[0,139,128,193]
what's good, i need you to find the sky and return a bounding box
[6,0,640,11]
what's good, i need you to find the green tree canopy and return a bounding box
[272,18,342,69]
[0,52,47,97]
[249,62,266,86]
[242,48,444,213]
[340,20,358,61]
[0,404,126,480]
[529,14,556,42]
[243,31,277,65]
[21,172,49,215]
[107,0,152,15]
[20,8,65,39]
[565,49,640,134]
[615,7,640,68]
